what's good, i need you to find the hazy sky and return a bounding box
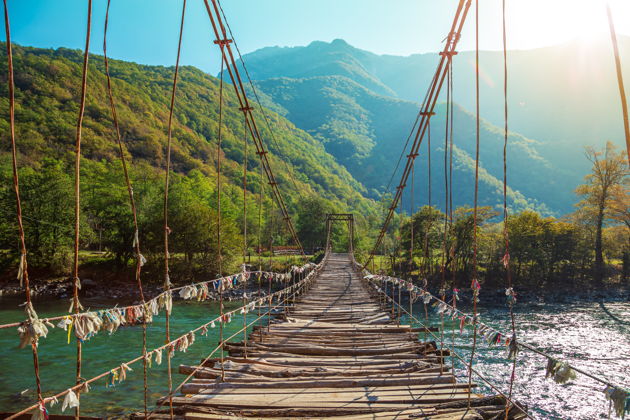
[2,0,629,74]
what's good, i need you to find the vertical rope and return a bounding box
[72,2,92,417]
[467,0,481,406]
[267,197,274,333]
[397,280,401,326]
[439,63,451,375]
[425,121,432,277]
[161,1,186,416]
[605,2,630,164]
[103,0,164,415]
[410,162,415,272]
[448,60,457,377]
[502,1,517,417]
[409,161,415,323]
[3,0,45,409]
[217,53,225,382]
[257,158,264,342]
[422,122,431,343]
[242,113,248,358]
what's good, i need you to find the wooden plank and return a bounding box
[146,253,526,419]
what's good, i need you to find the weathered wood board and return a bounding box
[145,253,527,419]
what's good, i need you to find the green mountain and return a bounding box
[0,43,380,265]
[231,38,630,215]
[254,75,556,215]
[0,44,378,209]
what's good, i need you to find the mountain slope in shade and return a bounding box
[255,75,561,215]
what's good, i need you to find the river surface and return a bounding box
[0,295,628,419]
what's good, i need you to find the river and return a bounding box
[0,295,628,419]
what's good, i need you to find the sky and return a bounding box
[2,0,630,75]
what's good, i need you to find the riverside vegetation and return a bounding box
[0,43,627,296]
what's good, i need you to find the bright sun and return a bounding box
[507,0,629,49]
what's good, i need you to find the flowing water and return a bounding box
[0,295,628,419]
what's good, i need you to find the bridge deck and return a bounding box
[156,254,523,419]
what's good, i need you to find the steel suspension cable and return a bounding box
[467,0,481,407]
[605,2,630,164]
[71,2,92,417]
[3,0,45,411]
[161,1,186,416]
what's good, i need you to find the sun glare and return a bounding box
[507,0,629,49]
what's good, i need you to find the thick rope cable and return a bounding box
[385,66,442,195]
[605,2,630,164]
[71,2,92,417]
[3,0,45,410]
[215,0,301,192]
[365,0,471,269]
[161,1,186,416]
[203,0,303,255]
[467,0,481,407]
[0,269,279,331]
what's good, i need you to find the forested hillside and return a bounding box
[234,37,630,214]
[0,43,380,278]
[253,74,561,215]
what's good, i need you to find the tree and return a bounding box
[400,206,444,270]
[575,142,629,282]
[295,196,336,252]
[608,177,630,280]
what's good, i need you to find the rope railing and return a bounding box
[0,263,317,332]
[359,269,630,417]
[363,278,533,420]
[6,261,322,420]
[144,265,319,419]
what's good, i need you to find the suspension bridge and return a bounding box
[1,0,629,419]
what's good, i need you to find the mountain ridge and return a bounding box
[229,37,630,215]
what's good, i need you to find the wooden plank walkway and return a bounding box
[155,253,526,419]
